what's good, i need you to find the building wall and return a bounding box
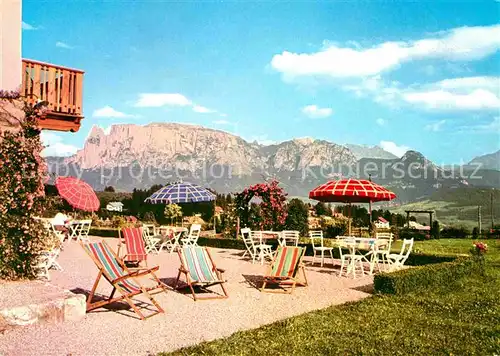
[0,0,22,91]
[0,98,23,137]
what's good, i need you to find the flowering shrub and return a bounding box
[0,97,54,279]
[470,242,488,256]
[235,180,288,230]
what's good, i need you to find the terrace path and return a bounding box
[0,238,373,355]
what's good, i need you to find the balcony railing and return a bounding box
[21,59,84,117]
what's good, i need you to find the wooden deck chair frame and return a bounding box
[175,247,229,301]
[81,241,168,320]
[261,246,308,294]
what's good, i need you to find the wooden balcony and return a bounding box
[21,59,84,132]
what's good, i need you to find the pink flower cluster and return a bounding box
[236,180,288,230]
[473,242,488,254]
[0,100,51,279]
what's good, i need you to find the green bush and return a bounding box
[89,227,120,238]
[321,219,347,238]
[399,227,428,241]
[285,198,309,236]
[374,257,480,295]
[441,226,470,239]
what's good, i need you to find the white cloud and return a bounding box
[435,76,500,90]
[213,119,230,125]
[92,106,134,118]
[192,105,215,113]
[22,22,38,30]
[379,141,410,158]
[220,113,228,117]
[271,24,500,79]
[425,120,447,132]
[376,118,386,126]
[40,132,79,157]
[134,93,192,107]
[403,88,500,110]
[55,41,73,49]
[301,105,333,119]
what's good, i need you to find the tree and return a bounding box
[431,220,440,239]
[314,202,331,217]
[104,186,115,192]
[285,199,309,236]
[164,204,183,225]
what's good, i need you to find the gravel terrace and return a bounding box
[0,238,374,355]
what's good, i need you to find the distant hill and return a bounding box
[390,187,499,229]
[467,150,500,171]
[345,144,397,160]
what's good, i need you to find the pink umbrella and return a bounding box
[55,176,100,212]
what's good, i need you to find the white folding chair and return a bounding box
[241,228,255,259]
[75,220,92,242]
[309,230,334,267]
[280,230,300,246]
[387,238,414,271]
[142,224,161,254]
[371,232,394,272]
[181,224,201,246]
[248,230,274,264]
[36,244,63,281]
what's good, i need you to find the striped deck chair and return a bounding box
[81,241,167,320]
[261,246,308,294]
[118,227,148,268]
[175,247,228,301]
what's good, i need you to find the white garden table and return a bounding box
[157,226,188,252]
[337,237,388,276]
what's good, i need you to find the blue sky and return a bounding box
[22,1,500,164]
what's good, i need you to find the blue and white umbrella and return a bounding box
[145,182,216,204]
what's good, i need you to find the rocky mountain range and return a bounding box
[467,150,500,171]
[46,123,499,203]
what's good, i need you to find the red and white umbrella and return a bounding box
[309,178,396,234]
[55,176,100,212]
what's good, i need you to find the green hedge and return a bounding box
[373,257,480,295]
[89,227,120,238]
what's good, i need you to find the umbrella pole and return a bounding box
[213,199,216,236]
[348,203,352,236]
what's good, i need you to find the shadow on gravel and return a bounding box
[241,274,264,290]
[70,287,160,319]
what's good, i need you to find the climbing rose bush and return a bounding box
[0,98,53,279]
[235,180,288,230]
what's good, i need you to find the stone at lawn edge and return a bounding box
[0,290,86,330]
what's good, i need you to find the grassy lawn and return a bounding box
[165,239,500,355]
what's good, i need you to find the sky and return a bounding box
[22,0,500,164]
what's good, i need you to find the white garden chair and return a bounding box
[280,230,300,247]
[309,230,334,267]
[387,238,414,271]
[241,229,273,264]
[36,243,63,281]
[68,220,91,242]
[181,224,201,246]
[371,232,394,272]
[142,224,161,254]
